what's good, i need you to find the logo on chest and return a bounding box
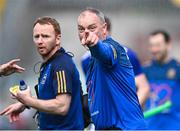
[41,74,47,85]
[167,68,176,79]
[40,64,51,85]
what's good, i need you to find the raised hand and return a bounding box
[81,32,99,47]
[0,59,25,76]
[0,102,25,123]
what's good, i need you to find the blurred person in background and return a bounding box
[81,16,150,107]
[77,7,147,130]
[0,59,25,77]
[0,16,84,130]
[143,30,180,129]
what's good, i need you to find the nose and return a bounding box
[151,46,159,53]
[84,29,90,38]
[84,28,90,33]
[36,36,43,45]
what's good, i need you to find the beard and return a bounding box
[156,50,168,63]
[37,45,57,60]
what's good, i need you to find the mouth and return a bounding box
[38,47,46,52]
[38,46,45,49]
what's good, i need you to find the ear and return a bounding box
[102,23,107,36]
[56,34,61,45]
[167,42,172,51]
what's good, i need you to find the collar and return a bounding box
[41,47,65,68]
[152,59,174,66]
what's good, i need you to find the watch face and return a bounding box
[9,85,19,95]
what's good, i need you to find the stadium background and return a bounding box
[0,0,180,129]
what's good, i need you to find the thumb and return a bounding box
[81,37,86,45]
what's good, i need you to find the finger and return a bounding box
[81,37,86,45]
[13,66,25,73]
[12,114,16,122]
[4,107,14,116]
[85,32,89,40]
[10,92,17,98]
[14,93,24,104]
[13,114,19,122]
[81,32,89,45]
[0,107,11,115]
[86,32,98,46]
[8,59,21,65]
[17,114,20,120]
[85,32,93,44]
[91,34,98,44]
[14,114,20,122]
[10,94,17,99]
[8,115,13,123]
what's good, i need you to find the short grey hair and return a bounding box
[80,7,105,23]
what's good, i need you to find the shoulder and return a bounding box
[52,52,75,71]
[125,47,139,60]
[170,59,180,66]
[170,59,180,73]
[104,37,126,54]
[126,47,136,56]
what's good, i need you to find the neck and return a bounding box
[43,46,60,62]
[157,54,170,64]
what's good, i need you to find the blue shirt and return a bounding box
[125,47,143,76]
[38,48,84,129]
[83,36,146,130]
[82,47,143,77]
[143,59,180,129]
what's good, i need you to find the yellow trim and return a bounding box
[62,70,67,93]
[56,72,60,93]
[59,71,63,93]
[110,45,117,59]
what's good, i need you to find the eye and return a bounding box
[78,26,85,33]
[42,34,49,38]
[88,25,97,32]
[34,35,39,39]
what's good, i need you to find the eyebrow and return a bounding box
[78,23,96,28]
[88,24,96,27]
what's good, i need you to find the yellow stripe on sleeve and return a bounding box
[59,71,64,93]
[62,70,67,93]
[110,45,117,59]
[56,72,60,93]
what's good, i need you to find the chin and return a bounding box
[38,51,47,56]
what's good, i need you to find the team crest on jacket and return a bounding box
[167,68,176,79]
[41,74,47,85]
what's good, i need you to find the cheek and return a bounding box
[162,47,168,54]
[78,33,83,40]
[44,39,54,48]
[33,40,39,47]
[97,28,105,37]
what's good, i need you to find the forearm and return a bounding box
[89,41,116,65]
[25,97,68,115]
[137,88,149,106]
[136,74,150,106]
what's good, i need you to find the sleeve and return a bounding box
[176,61,180,82]
[52,60,73,95]
[127,48,143,76]
[81,51,91,76]
[89,40,118,67]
